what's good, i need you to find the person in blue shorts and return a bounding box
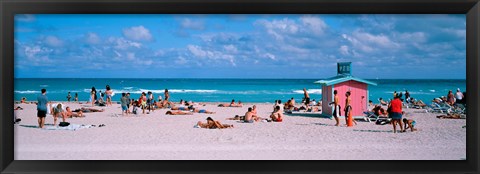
[403,118,417,132]
[120,93,129,116]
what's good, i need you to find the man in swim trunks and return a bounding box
[36,88,48,128]
[303,88,310,110]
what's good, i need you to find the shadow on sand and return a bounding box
[19,124,54,129]
[353,129,394,133]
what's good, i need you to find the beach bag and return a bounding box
[59,122,70,127]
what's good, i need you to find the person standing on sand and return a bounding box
[447,90,455,106]
[389,95,404,133]
[303,88,310,109]
[344,91,356,126]
[66,92,71,102]
[106,85,113,107]
[120,93,129,116]
[162,89,170,107]
[36,88,48,128]
[74,93,78,102]
[90,87,96,107]
[455,88,464,104]
[126,93,131,114]
[330,90,340,126]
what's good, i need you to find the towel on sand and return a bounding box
[44,124,94,131]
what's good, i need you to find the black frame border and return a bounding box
[1,0,479,173]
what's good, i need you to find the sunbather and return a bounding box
[73,107,104,113]
[379,98,387,105]
[436,113,465,119]
[196,117,233,129]
[191,108,215,114]
[226,115,245,120]
[171,106,191,111]
[165,111,193,115]
[244,107,262,123]
[65,107,84,118]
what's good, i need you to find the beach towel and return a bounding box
[44,124,94,131]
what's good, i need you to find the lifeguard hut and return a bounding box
[314,62,377,118]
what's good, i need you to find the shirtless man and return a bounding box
[65,106,84,118]
[303,88,310,110]
[244,107,258,123]
[331,90,340,126]
[270,105,284,122]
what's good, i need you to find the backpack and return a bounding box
[59,122,70,127]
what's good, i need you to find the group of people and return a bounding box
[87,85,114,107]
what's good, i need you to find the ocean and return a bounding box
[14,78,466,104]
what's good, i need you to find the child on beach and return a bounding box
[120,93,129,116]
[403,118,417,132]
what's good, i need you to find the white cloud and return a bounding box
[108,37,142,50]
[339,45,350,55]
[85,33,101,44]
[263,53,276,60]
[300,15,327,35]
[255,18,299,40]
[180,18,205,30]
[223,45,238,53]
[122,26,153,41]
[175,57,188,65]
[44,36,64,47]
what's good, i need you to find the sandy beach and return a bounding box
[14,102,466,160]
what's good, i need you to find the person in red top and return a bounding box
[388,95,404,133]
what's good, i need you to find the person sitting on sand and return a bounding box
[252,105,258,115]
[402,118,417,132]
[244,107,262,123]
[21,97,27,104]
[273,100,284,113]
[270,105,284,122]
[191,108,215,114]
[72,107,104,113]
[284,100,293,111]
[165,110,193,115]
[368,100,374,107]
[65,106,84,118]
[231,101,243,107]
[196,117,233,129]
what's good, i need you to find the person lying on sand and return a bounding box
[73,107,104,113]
[218,99,235,107]
[196,117,233,129]
[436,113,465,119]
[227,115,245,120]
[372,105,388,117]
[165,111,193,115]
[65,107,84,118]
[402,118,417,132]
[171,106,192,111]
[270,105,284,122]
[191,108,215,114]
[379,98,388,106]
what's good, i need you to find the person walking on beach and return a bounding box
[120,93,129,116]
[74,93,78,102]
[303,88,310,109]
[330,90,340,126]
[66,92,71,102]
[140,92,147,114]
[106,85,113,107]
[36,88,48,128]
[455,88,464,104]
[389,95,404,133]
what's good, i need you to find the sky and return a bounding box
[14,14,466,79]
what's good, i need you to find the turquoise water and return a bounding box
[14,78,466,104]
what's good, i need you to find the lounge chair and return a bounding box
[427,102,452,114]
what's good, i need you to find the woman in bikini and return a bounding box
[196,117,233,129]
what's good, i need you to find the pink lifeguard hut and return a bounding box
[314,62,377,118]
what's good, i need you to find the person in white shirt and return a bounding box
[455,88,464,103]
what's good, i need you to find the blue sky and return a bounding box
[14,14,466,79]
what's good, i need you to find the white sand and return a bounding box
[14,102,466,160]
